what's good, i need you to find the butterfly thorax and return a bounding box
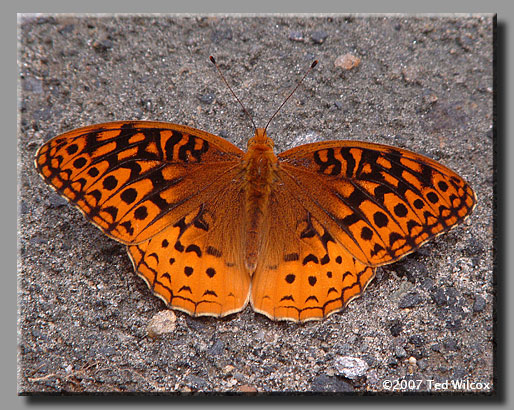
[242,128,278,273]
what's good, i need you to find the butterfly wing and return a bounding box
[251,185,375,322]
[277,140,476,267]
[35,121,244,244]
[127,178,251,317]
[36,121,252,317]
[251,139,475,322]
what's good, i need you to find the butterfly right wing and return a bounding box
[35,121,245,245]
[127,168,251,317]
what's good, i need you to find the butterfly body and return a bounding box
[36,121,475,322]
[242,128,278,272]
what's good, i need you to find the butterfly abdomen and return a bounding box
[242,130,279,273]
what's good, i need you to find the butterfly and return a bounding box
[35,58,476,322]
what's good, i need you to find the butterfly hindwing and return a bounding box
[251,183,375,321]
[128,186,251,318]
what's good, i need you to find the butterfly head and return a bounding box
[247,128,274,150]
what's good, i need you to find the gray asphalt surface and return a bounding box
[18,14,494,393]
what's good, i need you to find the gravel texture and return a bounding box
[17,14,494,394]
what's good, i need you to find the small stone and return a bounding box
[408,356,417,366]
[431,343,442,352]
[289,31,304,42]
[147,310,176,338]
[390,321,403,337]
[185,374,209,390]
[452,366,468,380]
[23,77,43,94]
[409,334,424,348]
[207,339,225,356]
[422,91,438,105]
[395,259,429,283]
[334,53,361,70]
[333,101,343,110]
[443,337,459,352]
[48,194,68,208]
[238,384,258,393]
[431,287,461,309]
[394,345,407,358]
[311,374,353,392]
[29,236,48,245]
[401,65,423,84]
[19,200,29,215]
[463,238,484,257]
[223,365,235,375]
[417,359,428,371]
[311,30,328,44]
[233,371,246,382]
[457,35,473,51]
[421,23,435,34]
[92,39,113,53]
[398,292,423,309]
[387,356,398,368]
[198,92,215,104]
[334,356,369,379]
[473,295,486,312]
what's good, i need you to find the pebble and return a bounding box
[311,374,354,392]
[334,356,369,379]
[19,200,28,215]
[146,310,176,338]
[23,76,43,94]
[198,92,215,104]
[394,345,407,358]
[473,294,486,312]
[390,321,403,337]
[409,334,424,347]
[398,292,423,309]
[334,53,361,70]
[401,65,423,84]
[92,39,113,53]
[289,31,304,42]
[238,384,258,393]
[48,194,68,208]
[311,30,328,44]
[207,339,225,356]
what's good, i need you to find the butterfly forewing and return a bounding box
[277,140,476,267]
[35,121,244,244]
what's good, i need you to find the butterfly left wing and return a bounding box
[251,184,375,322]
[276,140,476,267]
[35,121,244,244]
[251,138,475,322]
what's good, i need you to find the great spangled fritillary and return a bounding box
[35,63,476,322]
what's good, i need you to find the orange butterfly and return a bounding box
[35,58,475,322]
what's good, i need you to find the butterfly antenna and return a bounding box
[264,59,318,133]
[210,56,257,132]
